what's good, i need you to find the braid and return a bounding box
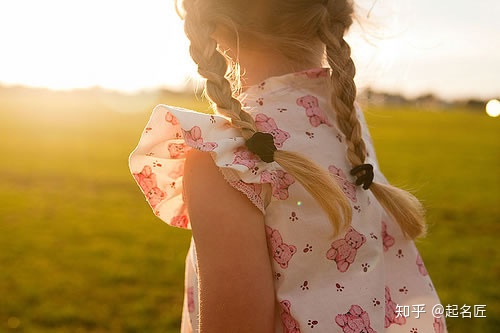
[182,0,352,236]
[184,7,256,139]
[318,0,366,167]
[319,0,426,239]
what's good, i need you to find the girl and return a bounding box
[130,0,447,332]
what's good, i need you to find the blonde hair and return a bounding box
[179,0,426,239]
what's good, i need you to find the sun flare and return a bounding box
[486,99,500,118]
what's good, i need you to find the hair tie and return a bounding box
[350,164,374,190]
[245,132,277,163]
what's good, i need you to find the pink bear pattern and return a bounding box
[254,113,290,148]
[261,170,295,200]
[186,287,195,313]
[170,215,188,229]
[382,221,395,252]
[296,95,332,127]
[297,68,329,79]
[182,126,218,151]
[133,165,166,209]
[335,305,375,333]
[168,162,184,179]
[266,226,297,269]
[385,286,406,328]
[326,227,366,272]
[232,147,260,169]
[165,111,179,125]
[416,254,429,276]
[168,142,190,159]
[328,165,357,203]
[280,300,301,333]
[433,316,446,333]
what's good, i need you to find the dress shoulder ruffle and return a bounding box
[129,104,275,229]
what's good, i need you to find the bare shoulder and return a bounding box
[183,148,260,221]
[183,148,266,251]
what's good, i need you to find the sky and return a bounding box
[0,0,499,101]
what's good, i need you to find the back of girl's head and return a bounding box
[182,0,353,63]
[179,0,426,239]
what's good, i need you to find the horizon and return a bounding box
[1,0,499,100]
[0,81,496,105]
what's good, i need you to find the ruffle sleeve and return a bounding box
[129,104,271,229]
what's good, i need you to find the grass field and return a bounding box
[0,87,498,332]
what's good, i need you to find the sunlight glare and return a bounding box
[0,0,196,92]
[485,99,500,118]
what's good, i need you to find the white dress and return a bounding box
[129,68,447,333]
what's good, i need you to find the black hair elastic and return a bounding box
[350,164,374,190]
[245,132,277,163]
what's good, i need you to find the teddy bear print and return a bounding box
[133,165,166,209]
[335,304,375,333]
[266,226,297,269]
[182,126,218,151]
[328,165,357,203]
[254,113,290,148]
[296,95,332,127]
[168,142,191,159]
[280,300,301,333]
[382,221,395,252]
[297,68,329,79]
[260,170,295,200]
[170,215,188,229]
[186,287,195,313]
[168,161,184,179]
[326,227,366,272]
[385,286,406,328]
[416,254,428,276]
[232,147,261,169]
[165,111,179,125]
[433,316,446,333]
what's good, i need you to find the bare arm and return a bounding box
[183,149,275,333]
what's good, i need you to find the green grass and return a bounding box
[0,89,498,332]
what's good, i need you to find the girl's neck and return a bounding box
[213,29,324,89]
[238,47,323,89]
